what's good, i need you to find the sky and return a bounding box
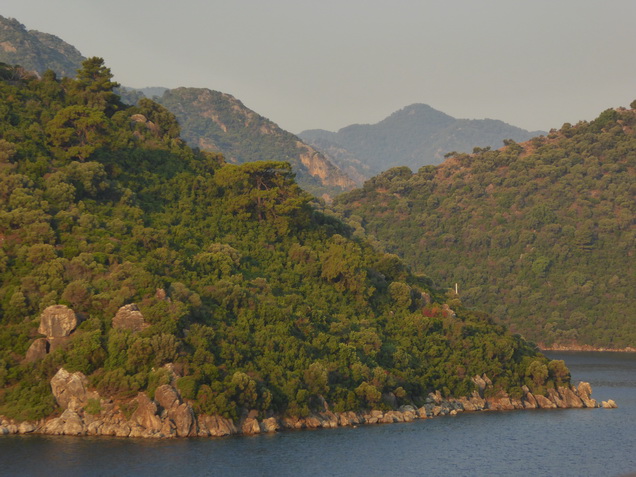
[2,0,635,134]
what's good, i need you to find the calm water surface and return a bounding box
[1,351,634,477]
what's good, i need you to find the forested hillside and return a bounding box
[155,87,355,198]
[0,59,568,423]
[335,107,636,348]
[300,103,544,181]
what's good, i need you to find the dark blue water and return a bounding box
[1,352,634,477]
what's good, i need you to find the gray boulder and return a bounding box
[50,367,98,410]
[38,305,77,338]
[112,304,149,332]
[131,393,162,433]
[25,338,49,362]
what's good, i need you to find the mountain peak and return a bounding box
[0,14,85,78]
[300,104,543,180]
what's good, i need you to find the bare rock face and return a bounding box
[42,409,86,436]
[50,368,97,410]
[112,304,149,332]
[38,305,77,338]
[47,336,71,353]
[172,403,196,437]
[558,386,584,408]
[534,394,557,409]
[522,386,538,409]
[198,415,238,437]
[131,393,162,433]
[153,384,196,437]
[547,388,568,408]
[242,417,261,434]
[25,338,49,362]
[576,381,597,408]
[260,417,280,433]
[154,384,180,411]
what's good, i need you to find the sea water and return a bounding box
[1,351,634,477]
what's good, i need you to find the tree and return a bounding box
[46,105,110,161]
[71,57,121,115]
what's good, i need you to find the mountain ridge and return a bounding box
[300,103,546,183]
[155,86,355,198]
[334,104,636,348]
[0,15,85,78]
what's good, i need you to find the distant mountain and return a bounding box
[155,87,355,198]
[334,105,636,348]
[0,16,353,198]
[117,86,169,107]
[136,86,168,98]
[299,104,546,183]
[0,15,84,77]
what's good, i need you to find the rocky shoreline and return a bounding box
[540,345,636,353]
[0,367,617,439]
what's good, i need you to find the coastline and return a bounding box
[540,345,636,353]
[0,368,616,440]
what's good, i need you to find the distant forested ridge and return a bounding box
[0,16,351,199]
[335,106,636,348]
[154,87,355,198]
[0,15,85,78]
[0,59,568,423]
[300,104,545,183]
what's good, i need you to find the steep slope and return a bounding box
[300,104,545,181]
[0,60,571,426]
[335,105,636,348]
[0,15,85,77]
[156,87,355,198]
[0,17,351,199]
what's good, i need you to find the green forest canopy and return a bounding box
[334,106,636,348]
[0,59,569,421]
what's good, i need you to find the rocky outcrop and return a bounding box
[112,304,149,332]
[38,305,77,338]
[297,143,356,190]
[0,371,610,439]
[601,400,617,409]
[577,382,596,408]
[42,409,86,436]
[131,393,162,434]
[25,305,78,362]
[50,368,99,411]
[154,384,196,437]
[198,415,238,437]
[24,338,49,363]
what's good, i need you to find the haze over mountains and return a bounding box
[0,15,353,198]
[0,16,84,78]
[0,14,548,192]
[334,107,636,348]
[153,87,355,197]
[300,104,546,182]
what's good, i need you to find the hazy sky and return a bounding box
[3,0,635,134]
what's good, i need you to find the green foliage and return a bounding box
[85,397,102,415]
[154,87,353,197]
[0,59,567,422]
[335,107,636,348]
